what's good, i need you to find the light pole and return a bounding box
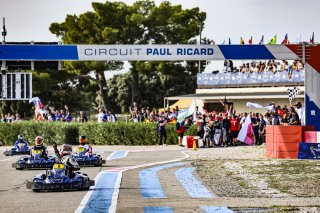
[198,23,203,73]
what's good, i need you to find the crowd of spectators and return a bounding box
[194,101,304,147]
[0,113,23,123]
[224,60,304,77]
[129,102,183,124]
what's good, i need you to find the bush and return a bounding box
[0,122,197,146]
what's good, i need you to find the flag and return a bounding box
[268,35,277,44]
[259,35,264,44]
[2,18,7,36]
[219,98,225,106]
[246,102,273,111]
[228,37,231,45]
[296,33,301,43]
[177,99,195,123]
[240,37,245,45]
[29,97,44,109]
[237,115,254,145]
[281,34,290,44]
[287,87,301,104]
[248,36,252,44]
[310,32,314,44]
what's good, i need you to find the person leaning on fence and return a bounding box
[157,116,167,146]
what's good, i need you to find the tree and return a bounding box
[49,0,206,110]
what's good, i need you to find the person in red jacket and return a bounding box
[230,114,240,145]
[177,118,188,147]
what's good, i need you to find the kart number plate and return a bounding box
[53,164,65,169]
[18,143,25,147]
[77,147,85,152]
[33,150,41,154]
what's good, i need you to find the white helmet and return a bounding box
[18,135,23,140]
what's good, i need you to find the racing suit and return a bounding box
[31,145,48,160]
[14,139,28,151]
[76,144,92,157]
[53,145,79,178]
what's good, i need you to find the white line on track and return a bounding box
[74,151,114,213]
[109,172,122,213]
[75,151,190,213]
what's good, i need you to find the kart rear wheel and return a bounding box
[16,168,23,170]
[32,189,40,192]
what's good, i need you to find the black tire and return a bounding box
[16,168,23,170]
[32,189,40,192]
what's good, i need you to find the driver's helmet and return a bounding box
[18,134,23,140]
[79,135,87,145]
[35,136,43,147]
[62,144,72,156]
[52,163,66,178]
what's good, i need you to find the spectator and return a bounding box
[221,114,230,147]
[251,113,260,145]
[230,114,240,145]
[294,102,305,125]
[13,114,22,122]
[259,114,266,144]
[78,111,88,122]
[97,109,107,123]
[130,111,139,122]
[60,109,66,122]
[64,105,72,122]
[7,113,14,123]
[213,116,222,146]
[107,111,116,122]
[289,107,300,125]
[157,116,167,146]
[176,118,188,147]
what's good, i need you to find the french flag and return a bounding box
[237,115,254,145]
[281,34,290,44]
[29,97,44,109]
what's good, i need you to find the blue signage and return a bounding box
[298,142,320,159]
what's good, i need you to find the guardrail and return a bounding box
[197,70,304,88]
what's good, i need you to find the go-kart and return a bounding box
[12,149,55,170]
[26,163,95,192]
[73,147,106,167]
[3,143,30,156]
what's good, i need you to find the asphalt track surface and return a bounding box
[1,146,220,213]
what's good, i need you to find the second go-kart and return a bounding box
[3,143,30,156]
[26,163,95,192]
[74,146,105,167]
[12,149,55,170]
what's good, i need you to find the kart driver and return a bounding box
[53,144,79,178]
[76,135,92,157]
[31,136,48,160]
[14,135,29,151]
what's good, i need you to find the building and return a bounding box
[164,69,304,114]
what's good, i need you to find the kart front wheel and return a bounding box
[32,189,40,192]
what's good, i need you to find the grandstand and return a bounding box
[165,61,304,113]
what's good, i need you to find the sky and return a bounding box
[1,0,319,44]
